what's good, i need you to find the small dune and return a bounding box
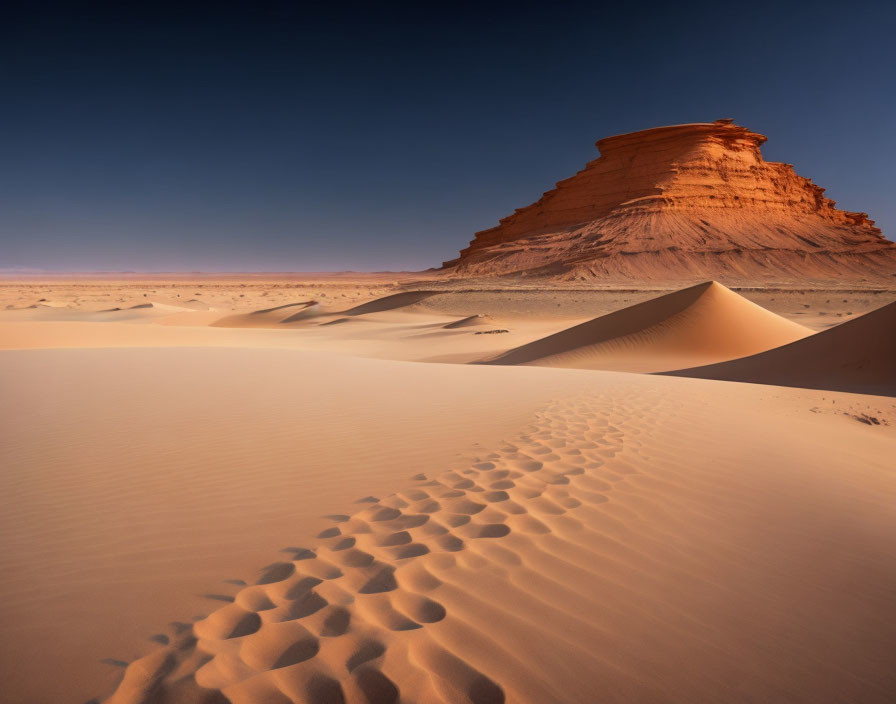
[341,291,438,316]
[211,301,319,328]
[280,306,321,323]
[250,302,313,315]
[181,299,213,311]
[483,281,811,372]
[665,299,896,396]
[26,300,67,309]
[100,303,155,312]
[443,314,492,329]
[1,300,203,324]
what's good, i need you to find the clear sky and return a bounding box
[2,1,895,272]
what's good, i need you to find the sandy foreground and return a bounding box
[1,275,895,704]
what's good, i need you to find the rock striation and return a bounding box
[443,120,896,282]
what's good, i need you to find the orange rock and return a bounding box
[443,119,896,281]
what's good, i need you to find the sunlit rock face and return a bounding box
[443,119,896,281]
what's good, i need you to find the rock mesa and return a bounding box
[443,119,896,281]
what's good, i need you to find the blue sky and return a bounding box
[2,1,894,271]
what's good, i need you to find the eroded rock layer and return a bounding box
[443,120,896,282]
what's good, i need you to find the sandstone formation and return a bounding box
[443,120,896,282]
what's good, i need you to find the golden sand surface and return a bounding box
[1,274,894,703]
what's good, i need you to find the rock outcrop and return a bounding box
[442,120,896,282]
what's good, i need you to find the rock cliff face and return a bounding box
[443,120,896,282]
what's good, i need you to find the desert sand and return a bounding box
[1,275,895,704]
[483,281,811,372]
[666,298,896,395]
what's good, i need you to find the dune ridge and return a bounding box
[211,302,319,327]
[341,292,439,316]
[443,315,492,329]
[665,299,896,395]
[101,302,155,312]
[209,292,444,330]
[484,281,810,372]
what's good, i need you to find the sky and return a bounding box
[2,1,895,272]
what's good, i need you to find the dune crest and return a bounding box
[101,302,156,312]
[666,299,896,395]
[211,301,319,328]
[484,281,810,372]
[341,291,439,316]
[443,314,492,329]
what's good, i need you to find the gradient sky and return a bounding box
[2,1,895,272]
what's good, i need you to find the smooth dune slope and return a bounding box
[484,281,810,372]
[0,347,604,704]
[105,374,896,704]
[443,314,493,329]
[208,293,446,330]
[340,291,439,316]
[210,301,320,327]
[665,299,896,395]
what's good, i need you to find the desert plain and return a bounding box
[5,0,896,695]
[1,273,895,704]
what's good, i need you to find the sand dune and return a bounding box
[211,301,320,327]
[1,300,199,323]
[209,292,442,329]
[666,299,896,396]
[95,302,203,321]
[319,317,355,326]
[443,314,492,329]
[280,305,322,323]
[484,281,810,372]
[100,302,155,312]
[341,291,439,316]
[0,347,603,704]
[26,300,68,308]
[104,373,896,704]
[2,278,896,704]
[253,302,317,315]
[0,306,549,365]
[182,298,214,310]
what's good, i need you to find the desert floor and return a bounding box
[1,274,895,704]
